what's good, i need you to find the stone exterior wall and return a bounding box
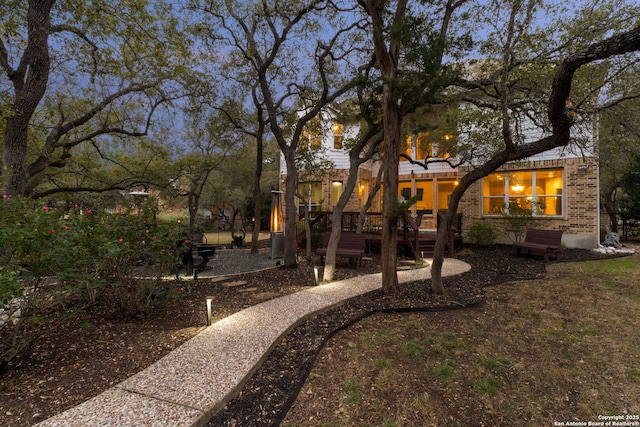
[280,157,600,249]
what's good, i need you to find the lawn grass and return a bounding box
[283,255,640,426]
[202,230,270,245]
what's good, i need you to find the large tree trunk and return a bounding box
[361,0,407,294]
[380,88,402,294]
[282,152,299,268]
[430,24,640,292]
[2,1,55,196]
[430,184,465,293]
[250,137,264,254]
[188,189,200,236]
[322,162,361,282]
[357,166,383,233]
[601,186,618,233]
[3,119,31,197]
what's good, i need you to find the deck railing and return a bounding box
[295,210,462,257]
[295,211,384,237]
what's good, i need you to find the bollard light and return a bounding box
[314,267,319,285]
[206,297,214,326]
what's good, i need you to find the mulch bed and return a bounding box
[205,245,620,426]
[0,243,627,427]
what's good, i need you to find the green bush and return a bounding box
[467,221,499,246]
[0,195,186,373]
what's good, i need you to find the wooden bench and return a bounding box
[513,228,564,262]
[316,231,366,266]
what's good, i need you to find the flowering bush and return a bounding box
[0,195,187,372]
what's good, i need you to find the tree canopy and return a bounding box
[2,0,640,297]
[0,0,193,197]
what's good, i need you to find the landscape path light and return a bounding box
[206,296,214,326]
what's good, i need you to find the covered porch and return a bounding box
[295,211,462,258]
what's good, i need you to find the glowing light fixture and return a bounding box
[270,191,283,233]
[206,297,214,326]
[270,191,284,259]
[510,175,524,192]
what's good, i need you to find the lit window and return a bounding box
[416,133,433,160]
[300,117,322,151]
[398,181,412,201]
[482,169,563,216]
[298,181,323,212]
[409,131,456,159]
[437,132,456,158]
[331,181,343,206]
[400,136,412,161]
[397,180,434,214]
[332,123,344,149]
[437,179,457,210]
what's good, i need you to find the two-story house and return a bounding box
[279,107,600,250]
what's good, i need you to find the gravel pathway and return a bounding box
[200,247,283,277]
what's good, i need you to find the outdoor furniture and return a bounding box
[176,242,216,279]
[196,244,216,259]
[316,231,366,266]
[192,232,207,244]
[513,228,564,262]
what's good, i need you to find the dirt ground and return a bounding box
[0,243,632,427]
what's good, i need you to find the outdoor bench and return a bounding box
[513,228,564,262]
[316,231,366,266]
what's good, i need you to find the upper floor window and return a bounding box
[400,131,457,161]
[483,169,563,216]
[437,132,457,159]
[416,133,434,160]
[332,123,344,149]
[300,117,322,151]
[400,136,412,161]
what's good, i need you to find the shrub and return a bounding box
[0,195,185,373]
[496,208,544,243]
[467,222,499,246]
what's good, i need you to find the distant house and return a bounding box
[279,107,600,250]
